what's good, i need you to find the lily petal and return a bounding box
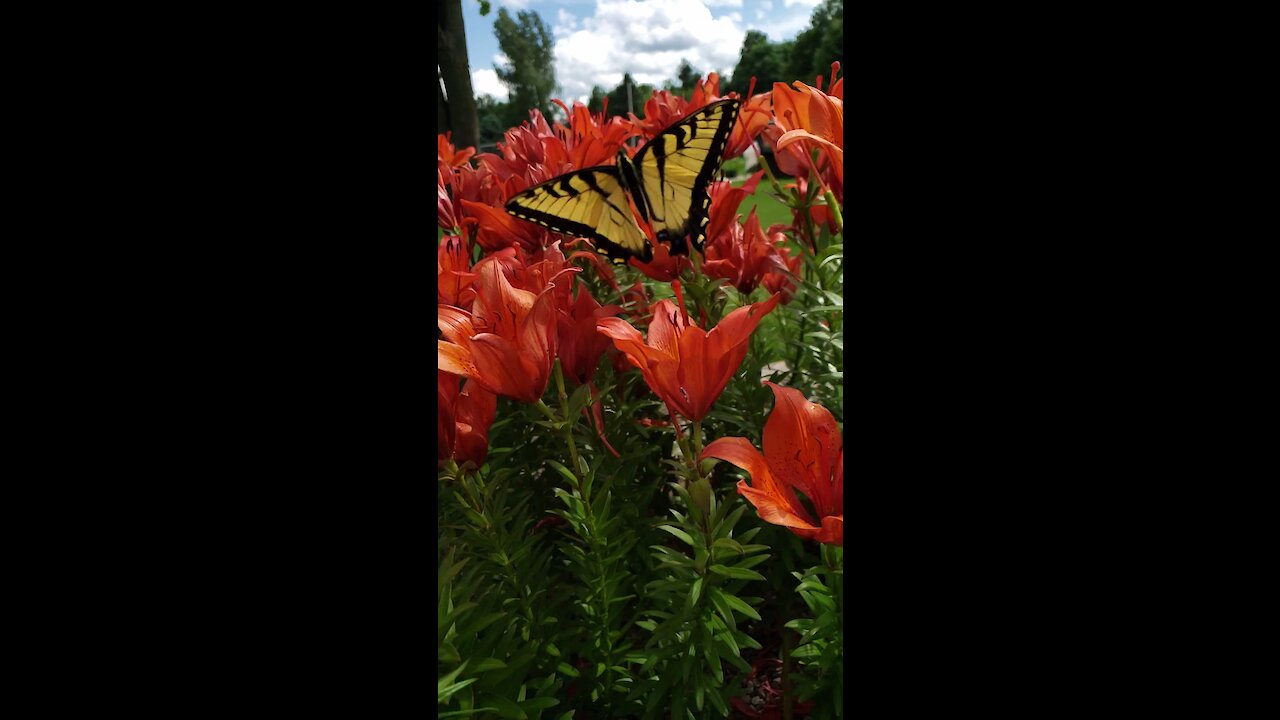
[761,381,842,519]
[703,437,815,526]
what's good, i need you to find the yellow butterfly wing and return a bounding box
[504,167,653,264]
[631,98,740,255]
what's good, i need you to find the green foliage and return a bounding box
[727,30,792,97]
[438,470,564,717]
[588,73,656,119]
[727,0,843,96]
[476,94,510,145]
[785,545,844,718]
[631,490,768,718]
[493,8,557,128]
[788,0,844,86]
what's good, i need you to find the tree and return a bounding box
[587,74,654,119]
[677,59,700,93]
[493,8,557,128]
[727,30,791,96]
[437,0,480,150]
[475,94,509,146]
[787,0,843,86]
[587,86,608,115]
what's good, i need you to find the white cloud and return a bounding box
[703,0,743,6]
[553,8,579,37]
[760,0,774,8]
[500,0,531,8]
[783,0,820,6]
[727,11,742,22]
[766,9,812,38]
[471,68,509,101]
[552,0,746,104]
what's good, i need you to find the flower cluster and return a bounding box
[438,68,842,545]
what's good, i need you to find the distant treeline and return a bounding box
[472,0,843,145]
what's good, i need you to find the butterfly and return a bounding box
[504,98,740,264]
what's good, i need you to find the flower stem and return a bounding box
[823,188,844,236]
[551,359,581,476]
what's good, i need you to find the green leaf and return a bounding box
[719,589,762,621]
[706,688,729,716]
[438,709,498,718]
[566,383,592,421]
[470,658,507,673]
[711,537,744,559]
[519,697,559,712]
[656,525,695,547]
[546,460,578,487]
[556,662,580,677]
[439,678,478,704]
[708,564,765,581]
[482,694,528,719]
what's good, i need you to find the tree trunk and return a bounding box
[437,0,479,151]
[437,66,450,137]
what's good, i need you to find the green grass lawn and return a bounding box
[731,176,792,229]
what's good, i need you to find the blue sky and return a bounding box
[457,0,824,104]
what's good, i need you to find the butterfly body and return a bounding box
[505,98,740,264]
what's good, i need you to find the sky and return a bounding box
[458,0,824,105]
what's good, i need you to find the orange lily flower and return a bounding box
[437,235,476,309]
[760,226,802,304]
[438,260,564,403]
[438,164,458,232]
[597,291,781,423]
[704,207,790,295]
[628,239,691,283]
[557,285,622,386]
[438,133,475,169]
[701,382,843,545]
[724,79,773,159]
[771,78,844,189]
[438,371,497,467]
[557,285,624,457]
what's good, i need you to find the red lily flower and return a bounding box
[438,371,497,467]
[597,292,781,423]
[438,260,564,403]
[550,269,624,458]
[632,89,696,142]
[438,163,462,232]
[701,382,843,546]
[438,133,475,169]
[724,80,773,159]
[565,243,622,294]
[628,238,691,282]
[557,285,622,386]
[438,235,477,309]
[460,198,547,254]
[771,77,844,193]
[703,207,790,295]
[760,225,802,304]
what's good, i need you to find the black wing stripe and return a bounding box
[631,98,739,254]
[580,172,631,222]
[503,167,653,264]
